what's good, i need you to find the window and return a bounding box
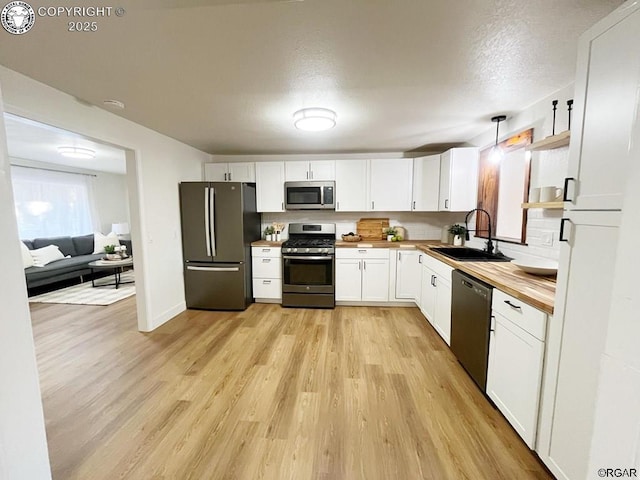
[11,166,99,239]
[476,129,532,244]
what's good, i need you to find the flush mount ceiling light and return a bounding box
[293,108,337,131]
[490,115,507,163]
[58,146,96,159]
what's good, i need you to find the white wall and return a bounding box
[9,157,130,235]
[0,66,210,331]
[466,84,574,261]
[0,86,51,479]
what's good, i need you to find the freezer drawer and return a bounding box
[184,263,249,310]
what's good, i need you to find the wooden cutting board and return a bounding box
[357,218,390,240]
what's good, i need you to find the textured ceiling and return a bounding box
[0,0,623,154]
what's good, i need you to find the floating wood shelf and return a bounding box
[526,131,571,151]
[521,201,564,209]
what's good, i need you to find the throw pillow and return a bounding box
[30,245,64,267]
[20,242,34,269]
[93,232,121,254]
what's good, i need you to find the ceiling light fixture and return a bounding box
[58,146,96,159]
[490,115,507,163]
[293,108,337,131]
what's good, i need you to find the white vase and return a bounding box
[387,234,394,242]
[453,235,463,246]
[275,232,281,241]
[266,234,273,241]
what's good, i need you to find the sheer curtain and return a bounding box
[11,166,99,239]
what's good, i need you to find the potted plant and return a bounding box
[104,244,121,260]
[264,226,275,241]
[448,224,467,246]
[384,227,397,242]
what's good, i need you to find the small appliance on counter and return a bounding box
[179,182,261,310]
[281,223,335,308]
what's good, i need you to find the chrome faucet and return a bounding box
[464,208,494,254]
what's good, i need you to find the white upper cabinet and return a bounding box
[204,162,255,182]
[285,160,335,181]
[204,163,227,182]
[412,154,441,211]
[228,163,256,182]
[255,161,285,212]
[567,9,640,211]
[335,160,368,212]
[368,159,413,211]
[438,147,479,211]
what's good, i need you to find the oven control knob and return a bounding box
[322,248,328,253]
[293,248,298,253]
[305,248,310,253]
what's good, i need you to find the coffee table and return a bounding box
[88,258,134,289]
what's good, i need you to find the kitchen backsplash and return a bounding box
[261,211,467,241]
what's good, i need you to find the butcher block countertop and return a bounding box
[333,240,556,314]
[334,240,441,248]
[416,245,556,315]
[251,240,284,247]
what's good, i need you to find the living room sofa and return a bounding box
[22,234,132,291]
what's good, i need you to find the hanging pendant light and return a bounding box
[490,115,507,163]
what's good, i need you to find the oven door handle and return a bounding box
[283,255,333,261]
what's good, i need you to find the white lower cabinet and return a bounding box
[251,247,281,301]
[394,249,421,300]
[487,289,546,449]
[336,249,389,302]
[419,254,453,344]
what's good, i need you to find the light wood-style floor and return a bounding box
[30,298,553,480]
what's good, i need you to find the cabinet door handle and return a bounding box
[444,199,449,209]
[418,254,422,263]
[431,275,436,287]
[398,252,401,261]
[504,300,522,310]
[413,201,416,210]
[490,315,496,332]
[228,172,232,181]
[263,280,271,284]
[358,250,367,253]
[371,201,375,210]
[563,177,575,202]
[262,248,270,252]
[358,260,362,270]
[281,202,284,211]
[363,260,366,270]
[262,258,271,263]
[559,218,570,242]
[224,173,227,181]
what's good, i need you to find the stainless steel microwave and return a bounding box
[284,181,335,210]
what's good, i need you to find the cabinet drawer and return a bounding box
[252,257,281,278]
[492,289,546,341]
[335,248,389,259]
[421,253,454,280]
[251,246,282,258]
[253,278,281,299]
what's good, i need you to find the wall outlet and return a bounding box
[541,232,553,246]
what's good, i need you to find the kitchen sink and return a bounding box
[432,247,512,262]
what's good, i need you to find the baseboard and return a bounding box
[144,301,186,332]
[336,301,416,307]
[254,298,281,304]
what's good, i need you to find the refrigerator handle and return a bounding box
[209,187,217,257]
[187,266,240,272]
[204,187,212,256]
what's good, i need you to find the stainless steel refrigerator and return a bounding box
[179,182,261,310]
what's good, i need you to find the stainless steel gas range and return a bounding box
[281,223,335,309]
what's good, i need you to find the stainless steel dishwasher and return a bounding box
[450,270,493,391]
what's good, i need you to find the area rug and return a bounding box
[29,272,136,306]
